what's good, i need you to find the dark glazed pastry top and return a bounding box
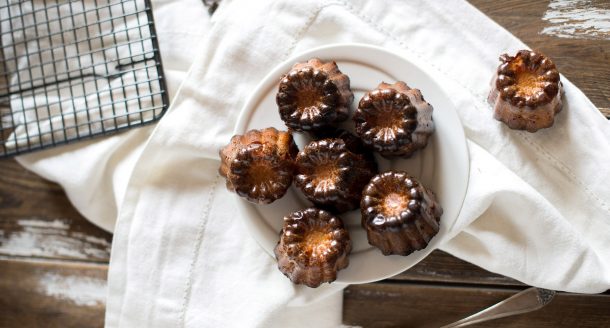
[353,81,434,158]
[488,50,563,132]
[276,58,353,133]
[295,138,377,213]
[361,171,442,256]
[495,50,560,108]
[219,127,298,204]
[274,208,351,288]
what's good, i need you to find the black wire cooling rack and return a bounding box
[0,0,168,157]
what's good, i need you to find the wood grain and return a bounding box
[0,258,106,328]
[343,283,610,328]
[396,250,522,287]
[0,160,112,262]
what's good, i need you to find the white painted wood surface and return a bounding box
[541,0,610,40]
[0,219,110,260]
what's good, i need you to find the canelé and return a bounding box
[353,81,434,158]
[295,138,377,213]
[488,50,563,132]
[276,58,353,133]
[219,127,298,204]
[274,208,351,288]
[361,171,442,256]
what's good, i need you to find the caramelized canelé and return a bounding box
[361,171,442,256]
[295,137,377,213]
[274,208,351,288]
[219,127,298,204]
[488,50,563,132]
[276,58,353,133]
[353,82,434,158]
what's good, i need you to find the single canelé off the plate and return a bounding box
[276,58,353,133]
[361,171,443,256]
[353,81,434,158]
[274,208,352,288]
[488,50,563,132]
[219,127,298,204]
[295,137,377,213]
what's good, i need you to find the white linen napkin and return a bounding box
[16,0,610,326]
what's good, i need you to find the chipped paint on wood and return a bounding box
[541,0,610,40]
[0,219,110,260]
[37,272,107,307]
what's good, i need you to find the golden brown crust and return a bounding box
[276,58,353,133]
[274,208,351,288]
[353,81,434,158]
[361,171,442,256]
[488,50,563,132]
[218,127,298,204]
[295,137,377,213]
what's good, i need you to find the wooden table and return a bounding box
[1,1,609,327]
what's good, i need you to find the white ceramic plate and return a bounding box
[234,44,469,284]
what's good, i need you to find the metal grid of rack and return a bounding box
[0,0,168,157]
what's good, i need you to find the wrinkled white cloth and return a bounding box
[16,0,610,326]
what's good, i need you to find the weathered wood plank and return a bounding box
[539,0,610,41]
[468,0,610,113]
[0,159,112,262]
[343,283,610,328]
[0,258,107,328]
[396,250,522,287]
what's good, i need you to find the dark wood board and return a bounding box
[0,160,112,263]
[0,258,106,328]
[343,283,610,328]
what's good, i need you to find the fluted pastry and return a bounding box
[219,127,298,204]
[361,171,442,256]
[353,81,434,158]
[295,137,377,213]
[276,58,353,133]
[274,208,351,288]
[488,50,563,132]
